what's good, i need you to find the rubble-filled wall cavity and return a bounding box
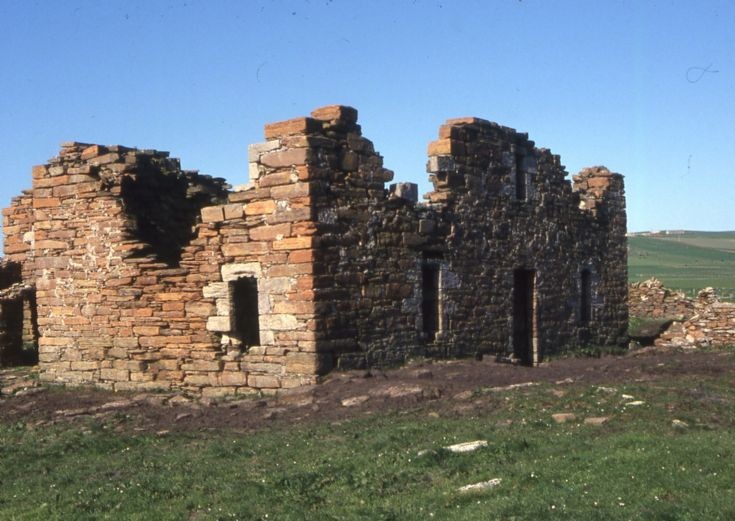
[2,105,628,395]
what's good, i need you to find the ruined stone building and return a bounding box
[0,105,628,396]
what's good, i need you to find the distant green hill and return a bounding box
[628,231,735,299]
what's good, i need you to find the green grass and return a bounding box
[1,372,734,520]
[628,231,735,298]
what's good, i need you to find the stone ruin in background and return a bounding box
[0,105,628,397]
[629,277,735,348]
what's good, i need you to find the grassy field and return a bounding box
[628,231,735,298]
[1,368,734,520]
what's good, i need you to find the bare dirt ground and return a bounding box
[1,348,733,434]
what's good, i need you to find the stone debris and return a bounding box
[485,382,538,393]
[629,279,735,349]
[596,386,617,394]
[457,478,502,493]
[624,400,645,407]
[671,419,689,429]
[583,416,609,426]
[453,390,475,401]
[444,440,488,453]
[552,413,577,423]
[371,384,424,399]
[0,105,627,397]
[341,395,370,407]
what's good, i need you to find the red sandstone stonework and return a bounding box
[0,105,628,396]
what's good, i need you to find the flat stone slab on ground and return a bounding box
[552,412,577,423]
[458,478,502,493]
[445,440,488,453]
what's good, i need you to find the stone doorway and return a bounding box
[512,269,536,366]
[0,289,39,367]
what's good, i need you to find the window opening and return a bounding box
[580,269,592,323]
[515,154,526,201]
[231,277,260,347]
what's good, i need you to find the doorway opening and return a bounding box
[512,269,536,365]
[422,263,440,341]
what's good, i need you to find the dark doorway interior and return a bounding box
[232,277,260,347]
[422,264,440,341]
[512,269,535,365]
[0,293,38,367]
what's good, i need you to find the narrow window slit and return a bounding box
[580,269,592,323]
[515,153,526,201]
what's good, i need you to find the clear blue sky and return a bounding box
[1,0,733,248]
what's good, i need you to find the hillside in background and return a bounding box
[628,231,735,299]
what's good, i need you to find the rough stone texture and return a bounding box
[653,287,735,348]
[628,278,735,348]
[1,105,628,395]
[629,278,695,319]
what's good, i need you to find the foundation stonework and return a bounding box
[1,105,628,395]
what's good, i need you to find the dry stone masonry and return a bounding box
[630,278,735,348]
[0,105,628,396]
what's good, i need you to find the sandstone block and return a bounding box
[220,371,248,386]
[427,139,465,156]
[310,105,358,123]
[207,316,231,332]
[264,117,320,139]
[261,313,298,331]
[33,197,61,209]
[259,171,295,187]
[70,361,100,371]
[222,242,263,257]
[100,368,130,381]
[203,282,229,299]
[201,206,225,223]
[248,374,281,389]
[260,148,310,168]
[272,236,315,251]
[223,203,244,220]
[221,262,262,281]
[248,140,280,161]
[250,223,291,242]
[270,182,310,200]
[245,200,277,215]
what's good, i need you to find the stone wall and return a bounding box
[629,278,695,319]
[628,279,735,348]
[2,105,628,395]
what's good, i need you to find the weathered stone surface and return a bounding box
[1,104,627,398]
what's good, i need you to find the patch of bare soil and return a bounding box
[1,348,733,434]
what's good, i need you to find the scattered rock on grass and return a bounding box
[445,440,488,453]
[584,416,609,426]
[552,413,576,423]
[341,395,369,407]
[458,478,502,493]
